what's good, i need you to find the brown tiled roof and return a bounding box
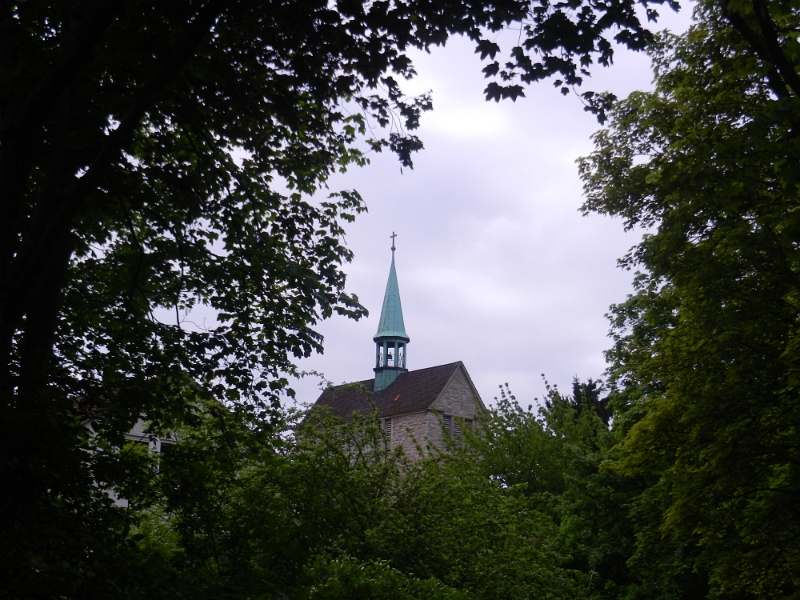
[314,362,465,419]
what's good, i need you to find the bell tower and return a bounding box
[373,232,410,392]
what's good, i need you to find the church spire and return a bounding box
[373,233,409,392]
[374,234,408,341]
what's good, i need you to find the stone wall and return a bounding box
[390,410,429,458]
[389,366,485,457]
[433,366,484,418]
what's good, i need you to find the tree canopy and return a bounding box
[3,392,603,599]
[9,1,800,598]
[579,5,800,596]
[1,1,681,596]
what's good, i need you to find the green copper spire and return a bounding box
[373,233,409,392]
[374,235,409,342]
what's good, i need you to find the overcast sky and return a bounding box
[290,7,693,407]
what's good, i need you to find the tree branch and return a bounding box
[9,0,232,389]
[0,0,123,137]
[720,0,800,101]
[0,0,124,267]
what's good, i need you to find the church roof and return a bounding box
[314,362,464,419]
[373,252,409,342]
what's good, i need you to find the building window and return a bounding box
[384,418,393,438]
[454,418,461,436]
[443,414,452,435]
[125,437,151,452]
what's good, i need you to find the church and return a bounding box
[313,235,485,457]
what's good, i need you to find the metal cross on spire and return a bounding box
[390,231,397,252]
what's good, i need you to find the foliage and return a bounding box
[472,381,642,599]
[100,401,587,599]
[0,1,683,594]
[470,379,718,599]
[579,7,800,597]
[474,380,610,497]
[10,371,729,600]
[710,0,800,105]
[302,555,467,600]
[17,1,800,597]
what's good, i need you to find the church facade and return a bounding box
[314,237,485,457]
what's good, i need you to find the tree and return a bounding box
[1,1,680,595]
[711,0,800,105]
[121,402,581,599]
[579,8,800,596]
